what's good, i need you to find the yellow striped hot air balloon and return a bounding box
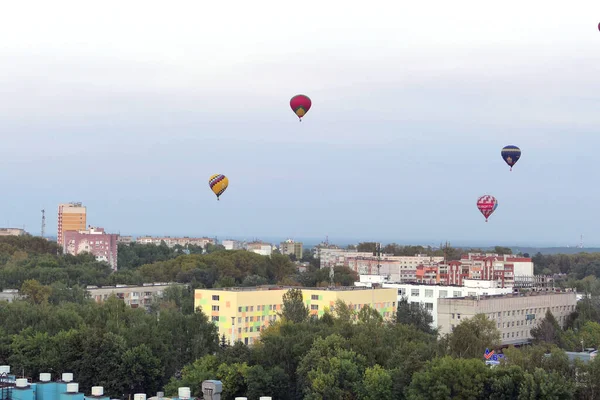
[209,174,229,200]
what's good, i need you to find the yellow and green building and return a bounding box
[194,286,398,345]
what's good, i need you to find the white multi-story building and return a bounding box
[222,240,243,250]
[355,275,512,329]
[86,283,187,310]
[135,236,215,248]
[438,290,577,345]
[246,242,273,256]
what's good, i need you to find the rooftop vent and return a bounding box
[15,379,28,388]
[259,398,273,400]
[134,394,147,400]
[0,366,10,374]
[92,387,104,396]
[66,383,79,393]
[39,373,51,382]
[178,388,191,399]
[62,373,73,382]
[234,398,247,400]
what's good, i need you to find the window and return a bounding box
[453,291,462,297]
[311,304,319,310]
[425,303,433,311]
[311,295,319,300]
[425,289,434,298]
[468,292,476,297]
[238,307,242,312]
[212,295,220,301]
[211,316,219,322]
[250,306,254,312]
[250,316,254,322]
[250,327,254,332]
[269,305,272,310]
[411,289,420,297]
[245,317,249,322]
[238,317,241,323]
[457,314,461,319]
[439,290,448,298]
[452,313,455,319]
[212,305,219,311]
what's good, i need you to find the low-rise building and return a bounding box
[194,286,398,346]
[437,290,577,345]
[0,289,19,303]
[87,283,185,310]
[117,235,133,245]
[63,227,119,271]
[246,241,273,256]
[0,228,26,237]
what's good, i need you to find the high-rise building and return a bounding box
[57,202,86,246]
[63,227,118,271]
[280,239,303,259]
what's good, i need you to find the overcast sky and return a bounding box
[1,0,600,246]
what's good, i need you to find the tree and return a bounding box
[407,356,490,400]
[395,297,434,334]
[445,314,500,359]
[281,288,309,323]
[531,310,563,346]
[360,365,393,400]
[21,279,52,305]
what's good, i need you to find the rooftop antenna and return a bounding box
[41,209,46,238]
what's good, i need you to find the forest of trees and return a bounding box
[5,236,600,398]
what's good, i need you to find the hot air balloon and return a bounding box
[477,195,498,222]
[501,145,521,171]
[209,174,228,200]
[290,95,311,121]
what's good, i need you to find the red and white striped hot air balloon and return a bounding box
[477,195,498,222]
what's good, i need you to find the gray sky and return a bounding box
[1,0,600,246]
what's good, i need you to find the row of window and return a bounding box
[487,305,575,320]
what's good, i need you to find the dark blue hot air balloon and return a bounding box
[501,145,521,171]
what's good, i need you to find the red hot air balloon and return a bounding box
[290,95,311,121]
[477,195,498,222]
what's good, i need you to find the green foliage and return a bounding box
[395,297,434,334]
[444,314,501,359]
[281,288,309,323]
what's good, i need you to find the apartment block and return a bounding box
[87,283,185,310]
[194,286,398,345]
[57,202,86,247]
[135,236,215,248]
[280,239,303,259]
[63,227,119,271]
[437,290,577,346]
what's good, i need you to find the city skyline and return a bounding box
[2,1,600,246]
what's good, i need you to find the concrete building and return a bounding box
[117,235,133,245]
[0,289,19,303]
[63,227,119,271]
[136,236,215,248]
[437,290,577,345]
[195,286,398,345]
[57,202,87,247]
[355,276,512,329]
[222,239,243,250]
[0,228,26,237]
[86,283,185,310]
[280,239,303,259]
[246,241,273,256]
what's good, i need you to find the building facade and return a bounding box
[117,235,133,245]
[0,228,26,237]
[280,239,303,259]
[135,236,215,248]
[437,290,577,345]
[63,227,119,270]
[87,283,185,310]
[246,242,273,256]
[194,286,398,345]
[355,276,513,329]
[222,240,243,250]
[0,289,19,303]
[57,202,87,247]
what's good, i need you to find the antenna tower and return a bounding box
[41,210,46,238]
[580,234,584,249]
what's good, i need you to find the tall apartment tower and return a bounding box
[57,202,87,246]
